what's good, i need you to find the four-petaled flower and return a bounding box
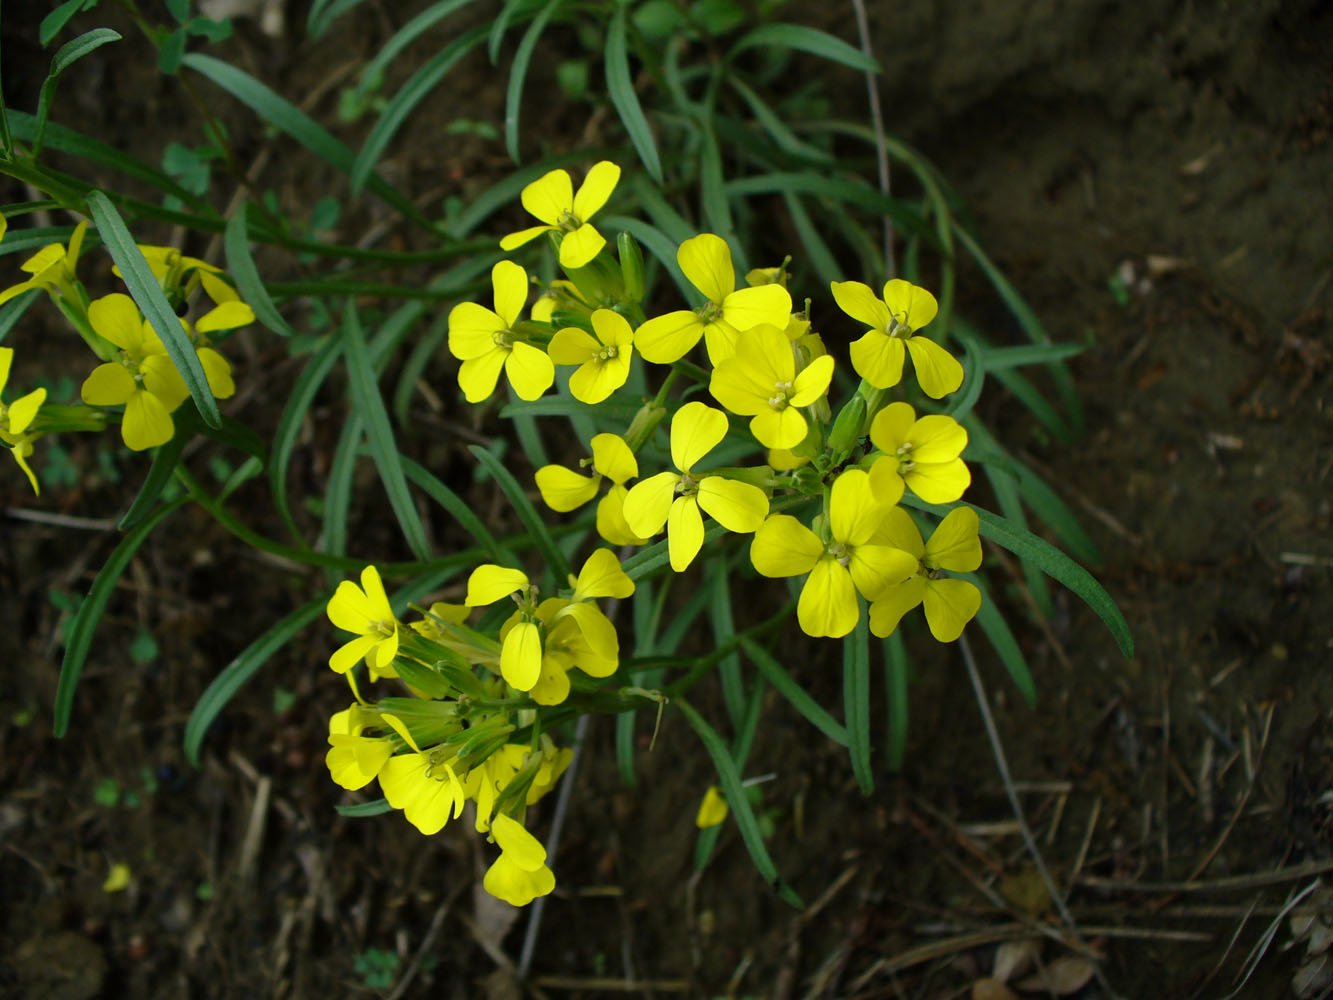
[709,322,835,449]
[548,308,636,404]
[326,565,402,679]
[622,400,769,572]
[634,234,792,365]
[831,278,963,398]
[448,260,554,403]
[750,469,917,638]
[465,564,542,691]
[0,346,46,494]
[534,433,648,546]
[483,813,556,907]
[867,402,971,504]
[79,293,235,451]
[499,162,621,269]
[868,506,983,642]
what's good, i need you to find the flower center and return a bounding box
[885,315,911,339]
[492,327,514,348]
[827,541,852,568]
[697,301,724,324]
[895,441,915,472]
[557,210,582,232]
[595,344,619,362]
[767,380,794,411]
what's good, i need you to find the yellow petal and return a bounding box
[868,401,916,452]
[590,433,637,483]
[500,621,542,690]
[198,348,235,399]
[848,544,919,602]
[499,223,554,251]
[849,330,905,389]
[867,454,906,507]
[695,476,768,532]
[466,564,529,606]
[10,439,40,495]
[877,505,924,557]
[667,494,705,571]
[520,169,574,226]
[881,279,938,330]
[906,459,971,504]
[695,786,728,828]
[830,280,891,330]
[491,260,529,328]
[535,464,600,511]
[789,353,835,406]
[569,351,630,404]
[505,341,554,400]
[530,653,572,706]
[0,346,11,394]
[749,406,806,450]
[140,355,190,412]
[925,507,982,572]
[905,335,964,398]
[923,578,981,642]
[720,284,792,334]
[458,348,507,403]
[910,414,968,463]
[634,310,703,364]
[828,468,884,547]
[669,400,727,473]
[556,601,619,659]
[102,863,132,893]
[678,233,735,304]
[867,577,927,638]
[328,633,379,674]
[596,485,650,546]
[482,851,555,906]
[797,558,859,638]
[88,293,146,352]
[571,160,621,221]
[448,302,505,360]
[121,390,175,450]
[195,301,254,333]
[621,470,679,538]
[557,223,605,269]
[7,387,44,434]
[547,327,599,366]
[327,576,375,632]
[749,514,822,578]
[571,547,634,601]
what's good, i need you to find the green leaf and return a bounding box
[729,23,879,73]
[904,496,1133,659]
[782,192,840,289]
[158,27,186,74]
[86,191,221,428]
[118,410,193,530]
[726,77,833,165]
[470,443,572,581]
[726,172,934,247]
[676,697,802,907]
[270,333,341,545]
[400,457,509,565]
[694,673,765,872]
[883,633,910,772]
[968,574,1037,708]
[336,797,394,817]
[982,342,1085,370]
[708,556,745,730]
[739,637,847,747]
[699,125,736,254]
[55,498,188,737]
[185,16,232,43]
[166,0,190,24]
[6,111,213,213]
[308,0,370,39]
[39,0,98,46]
[606,4,663,183]
[352,25,486,196]
[180,53,432,230]
[844,612,873,793]
[33,28,122,158]
[503,0,559,163]
[223,208,293,336]
[359,0,476,93]
[342,302,432,562]
[0,289,42,344]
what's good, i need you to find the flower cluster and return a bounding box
[0,224,252,492]
[323,550,633,906]
[329,160,988,907]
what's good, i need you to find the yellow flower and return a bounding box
[448,260,554,403]
[102,863,132,893]
[868,506,983,642]
[634,234,792,365]
[325,705,393,791]
[534,433,649,546]
[622,400,769,572]
[499,161,621,269]
[749,469,917,638]
[0,346,46,494]
[379,748,468,835]
[831,278,962,397]
[867,402,970,504]
[709,322,835,449]
[483,813,556,907]
[548,308,635,404]
[326,565,402,678]
[0,220,88,307]
[695,785,729,828]
[464,564,542,691]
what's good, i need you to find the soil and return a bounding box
[2,1,1332,998]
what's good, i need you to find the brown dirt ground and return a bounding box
[2,1,1331,998]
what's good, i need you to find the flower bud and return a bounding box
[826,393,867,463]
[617,232,645,304]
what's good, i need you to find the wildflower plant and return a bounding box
[1,0,1133,921]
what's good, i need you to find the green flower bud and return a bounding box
[826,393,867,463]
[617,231,645,304]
